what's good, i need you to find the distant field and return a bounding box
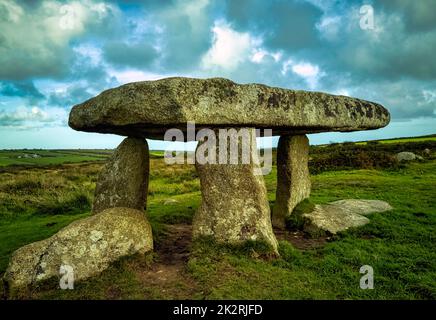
[1,134,435,167]
[149,150,165,158]
[377,136,436,144]
[0,149,110,167]
[356,134,436,145]
[0,149,170,167]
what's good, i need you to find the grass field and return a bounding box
[0,134,434,167]
[0,150,110,167]
[347,134,435,145]
[374,136,436,144]
[0,138,435,299]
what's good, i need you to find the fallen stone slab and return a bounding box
[328,199,393,216]
[302,199,393,235]
[3,207,153,295]
[69,77,390,139]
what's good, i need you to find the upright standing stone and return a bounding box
[272,135,311,229]
[193,128,278,253]
[93,137,149,213]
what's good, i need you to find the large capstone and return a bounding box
[3,207,153,295]
[69,77,390,139]
[192,128,278,253]
[272,135,311,229]
[93,137,149,213]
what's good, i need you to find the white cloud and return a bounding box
[250,49,282,64]
[0,106,67,129]
[1,0,24,22]
[292,62,323,89]
[42,1,114,43]
[280,59,324,89]
[107,69,171,84]
[178,0,210,27]
[73,44,103,66]
[316,15,342,41]
[423,90,436,103]
[202,21,260,70]
[251,50,268,63]
[292,63,320,78]
[281,59,294,75]
[333,89,351,97]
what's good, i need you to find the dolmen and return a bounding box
[3,77,390,294]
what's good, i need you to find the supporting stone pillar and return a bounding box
[93,137,149,214]
[193,128,278,253]
[272,134,311,229]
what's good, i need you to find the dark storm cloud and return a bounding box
[220,0,436,84]
[0,0,120,81]
[49,50,119,109]
[338,79,436,120]
[224,0,323,51]
[149,0,216,71]
[0,81,45,102]
[322,2,436,81]
[96,0,216,72]
[0,1,69,80]
[0,44,73,81]
[0,0,435,125]
[103,41,158,69]
[47,84,94,109]
[377,0,436,33]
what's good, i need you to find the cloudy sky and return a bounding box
[0,0,435,149]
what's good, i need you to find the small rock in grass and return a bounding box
[296,199,393,235]
[395,152,423,162]
[163,199,179,205]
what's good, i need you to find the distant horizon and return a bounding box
[1,132,435,151]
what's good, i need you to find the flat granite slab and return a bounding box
[69,77,390,140]
[303,199,393,235]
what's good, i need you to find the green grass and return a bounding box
[285,199,316,232]
[0,213,90,273]
[355,135,436,145]
[379,136,436,143]
[183,161,436,300]
[0,149,108,167]
[0,142,435,299]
